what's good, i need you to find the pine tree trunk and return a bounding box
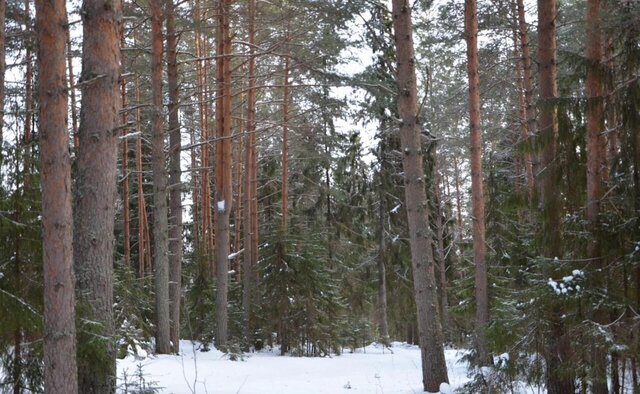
[67,28,79,150]
[121,76,131,268]
[453,156,464,265]
[377,187,390,345]
[0,0,5,147]
[166,0,183,353]
[150,0,171,354]
[435,169,450,338]
[510,7,534,206]
[585,0,608,392]
[391,1,449,390]
[242,0,258,349]
[516,0,536,202]
[282,55,290,232]
[36,0,78,391]
[234,122,244,280]
[464,0,491,366]
[215,0,233,349]
[74,0,122,390]
[134,74,150,278]
[194,2,212,255]
[24,0,32,150]
[537,0,574,391]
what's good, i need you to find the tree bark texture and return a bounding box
[194,0,212,255]
[282,55,290,232]
[215,0,233,349]
[515,0,536,202]
[74,0,122,390]
[242,0,259,349]
[377,188,390,344]
[0,0,5,147]
[24,0,32,150]
[434,170,449,337]
[391,0,449,391]
[67,28,79,150]
[135,74,152,277]
[36,0,78,391]
[464,0,491,366]
[150,0,171,354]
[585,1,608,392]
[537,0,575,392]
[166,0,183,354]
[537,0,562,259]
[121,75,131,268]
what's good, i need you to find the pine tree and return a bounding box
[74,0,122,390]
[391,0,449,390]
[35,0,78,391]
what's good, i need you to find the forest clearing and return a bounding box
[0,0,639,392]
[116,341,472,393]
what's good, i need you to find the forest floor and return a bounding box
[116,340,472,393]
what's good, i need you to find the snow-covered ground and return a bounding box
[117,341,471,394]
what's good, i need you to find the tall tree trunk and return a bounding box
[453,156,464,265]
[121,75,131,268]
[36,0,78,391]
[194,0,212,255]
[14,5,34,385]
[24,0,32,150]
[67,28,79,150]
[0,0,5,147]
[282,55,290,232]
[150,0,171,355]
[391,1,449,390]
[166,0,183,354]
[435,169,450,338]
[242,0,258,349]
[215,0,233,349]
[585,0,607,392]
[74,0,122,390]
[511,5,534,205]
[377,187,390,345]
[516,0,536,202]
[537,0,574,391]
[464,0,491,366]
[134,74,151,277]
[234,120,243,279]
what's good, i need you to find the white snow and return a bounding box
[439,382,453,394]
[117,341,471,394]
[217,200,226,212]
[228,249,244,260]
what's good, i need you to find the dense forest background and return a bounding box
[0,0,639,392]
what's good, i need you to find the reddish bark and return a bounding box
[74,0,122,389]
[537,0,575,391]
[36,0,78,391]
[121,75,131,268]
[464,0,491,366]
[585,1,608,392]
[215,0,233,348]
[242,0,259,348]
